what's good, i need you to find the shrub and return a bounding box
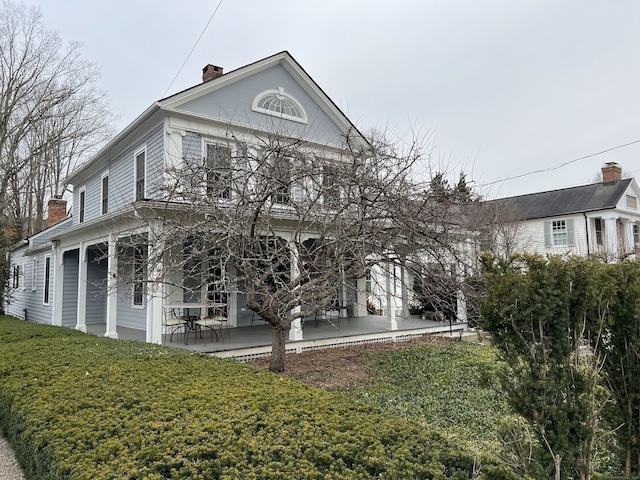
[0,316,512,479]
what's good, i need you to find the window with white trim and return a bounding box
[322,165,340,206]
[634,224,640,246]
[134,148,146,201]
[273,156,291,204]
[252,88,307,123]
[31,259,37,291]
[205,143,232,199]
[595,218,604,246]
[101,174,109,214]
[627,194,638,209]
[132,244,146,307]
[552,220,568,246]
[12,265,19,289]
[79,188,86,223]
[43,256,51,305]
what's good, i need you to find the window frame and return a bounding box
[134,147,146,201]
[205,142,232,199]
[273,155,292,204]
[594,218,604,246]
[78,188,86,223]
[43,255,51,305]
[31,259,37,292]
[101,173,109,215]
[132,244,146,308]
[626,194,638,210]
[252,88,308,124]
[552,220,568,246]
[12,265,19,289]
[634,224,640,246]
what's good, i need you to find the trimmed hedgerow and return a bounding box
[0,317,514,479]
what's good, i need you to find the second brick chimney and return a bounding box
[202,64,223,83]
[602,162,622,183]
[47,197,67,228]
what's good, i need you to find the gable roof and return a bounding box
[487,179,633,220]
[159,50,364,143]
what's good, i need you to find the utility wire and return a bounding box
[162,0,224,98]
[480,138,640,188]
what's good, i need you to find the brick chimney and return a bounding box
[602,162,622,183]
[202,64,223,83]
[47,197,67,228]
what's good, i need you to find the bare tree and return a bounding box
[116,126,472,372]
[0,0,115,238]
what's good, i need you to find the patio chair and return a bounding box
[194,313,228,344]
[163,311,188,343]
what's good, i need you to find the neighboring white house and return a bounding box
[485,162,640,260]
[7,51,456,343]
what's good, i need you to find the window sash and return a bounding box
[552,220,568,246]
[206,144,232,199]
[132,245,146,306]
[135,151,146,200]
[101,175,109,214]
[43,257,51,304]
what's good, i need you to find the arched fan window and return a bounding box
[252,87,307,123]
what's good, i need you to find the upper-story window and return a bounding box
[135,148,146,200]
[101,174,109,214]
[322,165,340,206]
[252,88,308,124]
[206,143,232,199]
[273,156,291,204]
[79,188,86,223]
[626,194,638,209]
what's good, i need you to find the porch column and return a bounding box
[354,277,367,317]
[400,265,409,320]
[603,216,618,258]
[385,261,397,330]
[105,234,118,339]
[76,243,87,332]
[146,237,163,344]
[288,240,303,341]
[456,289,467,323]
[52,244,64,326]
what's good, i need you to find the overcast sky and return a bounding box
[29,0,640,199]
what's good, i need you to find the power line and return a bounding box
[480,138,640,188]
[162,0,224,99]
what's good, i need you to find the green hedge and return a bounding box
[0,317,515,479]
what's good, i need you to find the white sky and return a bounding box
[29,0,640,198]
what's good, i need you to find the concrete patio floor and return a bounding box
[86,315,468,360]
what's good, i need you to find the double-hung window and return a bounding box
[322,165,340,206]
[634,224,640,246]
[101,174,109,214]
[273,156,291,204]
[594,218,604,246]
[43,256,51,305]
[12,265,19,289]
[135,149,146,201]
[206,143,232,199]
[132,245,146,307]
[79,189,86,223]
[545,219,575,248]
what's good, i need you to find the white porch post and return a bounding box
[603,216,618,258]
[146,235,163,344]
[52,244,64,326]
[385,260,397,330]
[354,277,367,317]
[288,240,303,341]
[105,234,118,339]
[624,219,635,256]
[400,265,409,320]
[76,243,87,332]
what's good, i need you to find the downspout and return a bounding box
[584,213,590,256]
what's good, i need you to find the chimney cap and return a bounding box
[202,64,224,82]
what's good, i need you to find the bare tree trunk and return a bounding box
[555,454,561,480]
[269,323,289,372]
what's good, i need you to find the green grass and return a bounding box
[0,316,515,480]
[337,341,511,457]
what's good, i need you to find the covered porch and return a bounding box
[85,314,467,361]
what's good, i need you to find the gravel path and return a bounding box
[0,437,25,480]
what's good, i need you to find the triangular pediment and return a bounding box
[160,52,360,147]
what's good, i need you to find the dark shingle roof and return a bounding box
[487,179,632,220]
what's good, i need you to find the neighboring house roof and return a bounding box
[487,179,633,220]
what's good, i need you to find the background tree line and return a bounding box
[0,0,114,310]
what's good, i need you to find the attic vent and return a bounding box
[252,88,307,124]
